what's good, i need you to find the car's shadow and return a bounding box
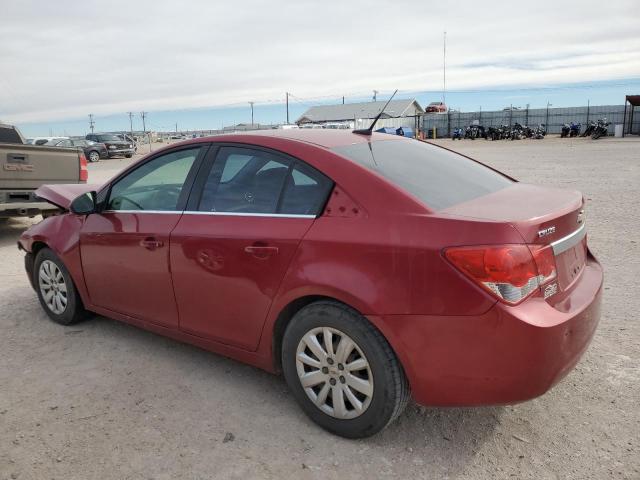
[51,306,502,452]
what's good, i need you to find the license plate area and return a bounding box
[555,237,587,290]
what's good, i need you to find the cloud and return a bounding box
[1,0,639,123]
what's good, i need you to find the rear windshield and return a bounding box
[332,139,513,210]
[0,126,23,144]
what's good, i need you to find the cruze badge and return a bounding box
[538,226,556,238]
[544,283,558,299]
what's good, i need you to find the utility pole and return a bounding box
[443,31,447,105]
[285,92,289,125]
[88,114,95,133]
[249,101,254,126]
[140,111,147,134]
[546,101,552,129]
[175,122,178,133]
[127,112,134,139]
[342,96,345,105]
[373,90,378,102]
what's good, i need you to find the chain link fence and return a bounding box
[421,104,639,138]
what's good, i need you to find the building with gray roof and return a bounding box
[296,99,423,124]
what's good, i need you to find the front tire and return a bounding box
[34,248,87,325]
[125,153,133,158]
[282,301,409,438]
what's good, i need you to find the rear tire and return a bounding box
[282,301,409,438]
[33,248,88,325]
[125,153,133,158]
[88,150,100,162]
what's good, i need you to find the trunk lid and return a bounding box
[35,183,99,210]
[441,183,587,292]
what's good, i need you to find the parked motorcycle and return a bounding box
[464,124,485,140]
[532,124,546,139]
[452,127,464,140]
[581,120,596,137]
[569,122,581,137]
[591,118,609,139]
[510,122,526,140]
[561,123,571,138]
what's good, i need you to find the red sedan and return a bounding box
[19,130,602,438]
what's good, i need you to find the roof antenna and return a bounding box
[353,89,398,135]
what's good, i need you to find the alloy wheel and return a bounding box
[38,260,68,315]
[295,326,374,419]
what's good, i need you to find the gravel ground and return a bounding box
[1,136,639,480]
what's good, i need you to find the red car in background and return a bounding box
[18,130,602,438]
[425,101,448,113]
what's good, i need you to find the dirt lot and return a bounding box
[1,136,639,480]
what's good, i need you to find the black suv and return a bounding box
[85,133,134,158]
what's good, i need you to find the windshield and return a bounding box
[97,134,121,141]
[332,139,513,211]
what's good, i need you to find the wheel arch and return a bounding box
[268,294,415,389]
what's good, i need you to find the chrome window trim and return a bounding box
[101,210,180,215]
[101,209,315,219]
[184,211,316,219]
[550,223,586,255]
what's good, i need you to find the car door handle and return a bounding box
[244,245,279,258]
[140,237,164,250]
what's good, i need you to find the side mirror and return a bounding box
[70,191,97,215]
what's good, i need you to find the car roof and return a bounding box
[197,129,405,149]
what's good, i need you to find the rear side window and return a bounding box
[198,146,333,216]
[332,139,512,210]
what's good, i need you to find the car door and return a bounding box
[80,145,207,327]
[170,145,333,350]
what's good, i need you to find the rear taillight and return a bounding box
[79,152,88,182]
[444,244,557,305]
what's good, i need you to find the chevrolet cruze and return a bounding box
[19,130,602,438]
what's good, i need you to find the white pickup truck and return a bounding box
[0,123,88,219]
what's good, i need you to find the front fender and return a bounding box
[19,213,90,307]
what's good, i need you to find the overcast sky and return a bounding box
[1,0,639,125]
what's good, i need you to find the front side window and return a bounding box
[107,147,200,211]
[198,146,332,215]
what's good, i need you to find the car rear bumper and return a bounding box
[377,252,603,406]
[1,190,59,217]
